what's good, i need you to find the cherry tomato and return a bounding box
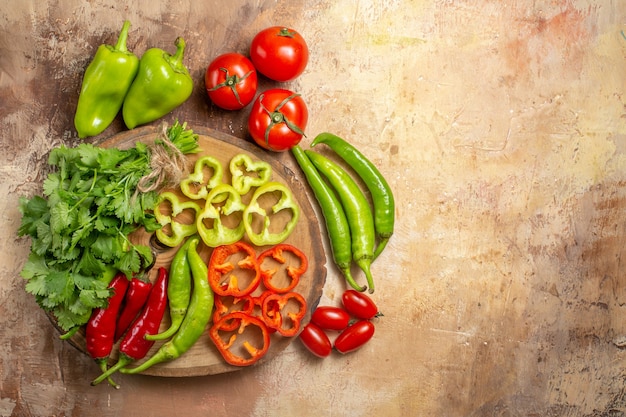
[342,290,380,320]
[334,320,375,354]
[248,88,308,152]
[250,26,309,82]
[311,306,350,331]
[299,323,332,358]
[205,53,258,110]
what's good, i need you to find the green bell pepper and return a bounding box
[180,155,224,200]
[242,181,300,246]
[154,191,201,247]
[196,184,247,247]
[74,20,139,138]
[229,153,272,195]
[122,37,193,129]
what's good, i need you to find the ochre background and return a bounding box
[1,1,626,416]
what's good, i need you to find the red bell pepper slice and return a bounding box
[208,241,261,297]
[261,291,307,337]
[209,312,271,366]
[257,243,308,294]
[212,294,255,332]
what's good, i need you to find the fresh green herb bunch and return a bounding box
[18,121,200,331]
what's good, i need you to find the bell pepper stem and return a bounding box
[114,20,132,53]
[168,37,187,73]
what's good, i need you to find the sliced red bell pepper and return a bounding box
[261,291,307,337]
[208,241,261,297]
[209,311,271,366]
[257,243,308,293]
[212,294,255,332]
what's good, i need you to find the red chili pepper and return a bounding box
[261,291,307,337]
[91,267,169,386]
[209,311,271,366]
[208,241,261,297]
[114,276,153,342]
[257,243,308,293]
[85,272,129,388]
[212,294,255,332]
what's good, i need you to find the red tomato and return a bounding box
[342,290,380,320]
[248,88,308,152]
[334,320,375,354]
[311,306,350,331]
[205,53,258,110]
[250,26,309,82]
[299,323,332,358]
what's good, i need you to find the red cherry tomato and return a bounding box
[248,88,308,152]
[311,306,350,331]
[250,26,309,82]
[334,320,375,354]
[299,323,332,358]
[341,290,380,320]
[205,53,258,110]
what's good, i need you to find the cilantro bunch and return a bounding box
[18,121,200,331]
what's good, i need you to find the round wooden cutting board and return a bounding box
[55,124,327,377]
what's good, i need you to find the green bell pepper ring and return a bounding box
[154,191,201,247]
[196,184,247,247]
[74,20,139,139]
[122,37,193,129]
[229,153,272,195]
[242,181,300,246]
[180,155,224,200]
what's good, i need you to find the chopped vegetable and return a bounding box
[229,153,272,195]
[257,243,308,294]
[154,191,201,247]
[242,181,300,246]
[208,241,261,298]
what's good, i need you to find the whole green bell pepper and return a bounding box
[74,20,139,139]
[122,37,193,129]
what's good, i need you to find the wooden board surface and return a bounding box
[54,124,327,376]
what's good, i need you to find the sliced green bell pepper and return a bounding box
[154,191,201,247]
[180,155,224,200]
[229,153,272,195]
[196,184,247,247]
[242,181,300,246]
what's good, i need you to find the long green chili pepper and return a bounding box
[291,146,365,292]
[121,236,214,374]
[145,238,194,341]
[305,150,376,293]
[311,132,395,259]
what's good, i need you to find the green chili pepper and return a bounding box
[242,181,300,247]
[74,20,139,139]
[196,184,247,247]
[180,156,224,200]
[144,238,194,341]
[291,146,365,292]
[229,153,272,195]
[122,37,193,129]
[305,150,376,293]
[154,192,201,247]
[311,132,395,259]
[121,236,214,374]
